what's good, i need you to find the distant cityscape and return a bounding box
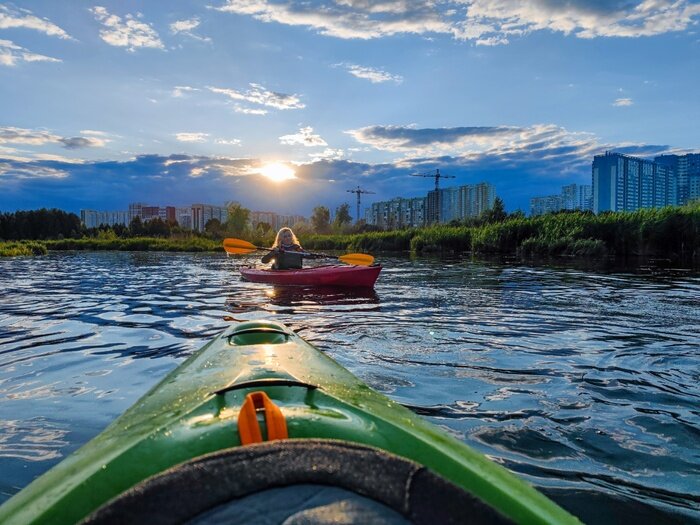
[80,152,700,231]
[531,152,699,216]
[81,203,306,233]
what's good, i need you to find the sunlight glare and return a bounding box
[259,163,296,182]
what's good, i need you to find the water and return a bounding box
[0,251,698,523]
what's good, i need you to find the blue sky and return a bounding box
[1,1,699,217]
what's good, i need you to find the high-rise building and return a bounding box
[592,152,676,213]
[579,184,593,211]
[367,182,494,228]
[191,204,228,232]
[530,183,592,216]
[654,153,700,205]
[530,195,563,216]
[175,207,192,229]
[367,197,425,229]
[80,210,129,228]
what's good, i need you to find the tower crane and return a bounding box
[410,168,455,191]
[346,185,375,224]
[410,169,456,224]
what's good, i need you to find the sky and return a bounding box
[1,0,699,217]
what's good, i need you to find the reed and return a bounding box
[43,237,222,252]
[303,203,700,260]
[0,241,48,257]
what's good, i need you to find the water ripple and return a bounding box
[0,252,699,524]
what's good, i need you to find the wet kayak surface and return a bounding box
[0,251,698,524]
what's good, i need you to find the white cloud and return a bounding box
[0,39,61,66]
[232,105,268,115]
[172,85,200,97]
[0,162,69,179]
[175,132,209,142]
[0,126,104,148]
[213,0,700,44]
[308,148,345,161]
[91,6,164,52]
[346,123,602,160]
[170,17,211,42]
[279,126,328,147]
[0,5,73,39]
[613,97,634,106]
[208,84,305,110]
[216,138,242,146]
[342,63,403,83]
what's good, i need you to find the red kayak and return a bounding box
[240,265,381,287]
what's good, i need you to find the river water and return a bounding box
[0,251,698,523]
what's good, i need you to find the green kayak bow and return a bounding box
[0,320,580,525]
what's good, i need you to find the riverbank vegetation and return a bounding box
[2,203,699,261]
[303,203,700,261]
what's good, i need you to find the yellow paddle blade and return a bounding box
[337,253,374,266]
[223,238,259,254]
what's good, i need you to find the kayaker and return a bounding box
[261,227,304,270]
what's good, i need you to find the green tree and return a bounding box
[226,202,251,237]
[129,216,145,236]
[204,218,225,238]
[481,197,507,223]
[311,206,331,234]
[333,203,352,232]
[145,217,171,237]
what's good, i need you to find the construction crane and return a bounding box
[410,168,455,192]
[346,185,375,224]
[411,169,455,224]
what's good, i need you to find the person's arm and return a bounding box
[261,249,277,263]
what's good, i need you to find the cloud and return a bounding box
[0,127,105,149]
[279,126,328,147]
[0,39,60,66]
[613,97,634,106]
[308,148,345,161]
[208,84,305,110]
[0,5,73,39]
[347,124,529,153]
[0,136,679,214]
[170,17,212,42]
[213,0,453,40]
[232,105,268,115]
[342,63,403,83]
[91,6,164,52]
[216,138,242,146]
[175,132,209,143]
[0,161,69,180]
[212,0,700,44]
[172,85,200,97]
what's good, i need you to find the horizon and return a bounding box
[1,1,699,217]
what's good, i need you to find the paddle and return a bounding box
[222,238,375,266]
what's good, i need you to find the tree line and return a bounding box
[0,202,371,242]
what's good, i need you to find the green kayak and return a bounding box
[0,320,580,525]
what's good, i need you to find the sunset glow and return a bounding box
[258,163,296,182]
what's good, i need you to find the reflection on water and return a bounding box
[226,285,380,313]
[0,251,699,524]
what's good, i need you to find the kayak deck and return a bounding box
[240,264,382,287]
[0,320,579,525]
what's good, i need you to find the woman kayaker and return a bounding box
[262,227,304,270]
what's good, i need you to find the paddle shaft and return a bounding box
[222,238,374,266]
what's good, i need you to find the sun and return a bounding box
[258,162,296,182]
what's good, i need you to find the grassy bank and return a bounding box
[0,241,48,257]
[43,237,222,252]
[3,204,698,261]
[303,204,700,260]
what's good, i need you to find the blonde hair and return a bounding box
[272,227,301,248]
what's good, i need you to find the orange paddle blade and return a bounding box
[337,253,374,266]
[223,238,261,254]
